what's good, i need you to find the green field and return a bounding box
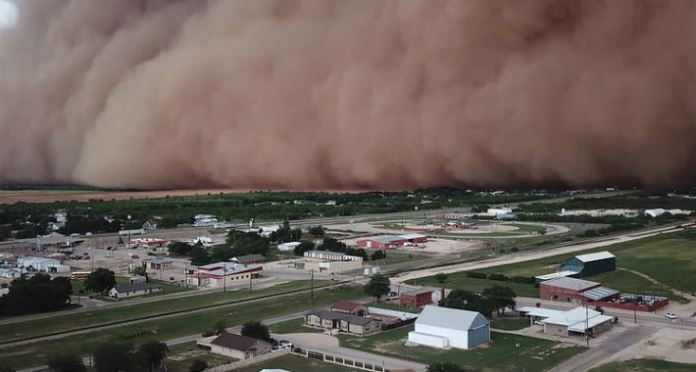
[490,318,531,330]
[236,354,358,372]
[269,318,321,334]
[0,280,330,343]
[364,249,430,266]
[338,326,585,372]
[409,232,696,301]
[0,285,364,370]
[589,358,696,372]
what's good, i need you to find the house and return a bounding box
[518,306,615,336]
[562,251,616,277]
[400,287,444,307]
[232,254,266,265]
[299,250,363,273]
[408,306,490,350]
[198,332,271,360]
[304,310,382,335]
[356,234,427,249]
[278,242,302,252]
[330,300,367,316]
[108,283,162,299]
[186,262,262,287]
[142,256,173,271]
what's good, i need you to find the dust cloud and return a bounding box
[0,0,694,190]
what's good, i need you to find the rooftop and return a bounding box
[211,332,266,351]
[534,270,579,281]
[306,310,377,326]
[415,305,489,331]
[582,286,620,301]
[331,300,363,312]
[541,277,600,291]
[402,287,440,296]
[574,251,615,263]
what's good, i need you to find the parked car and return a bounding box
[665,312,678,320]
[278,340,293,349]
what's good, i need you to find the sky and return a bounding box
[0,0,16,30]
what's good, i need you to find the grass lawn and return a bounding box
[589,358,696,372]
[165,342,236,372]
[338,326,585,372]
[367,301,423,314]
[407,276,539,298]
[235,354,358,372]
[0,285,364,370]
[590,271,687,302]
[269,318,322,334]
[491,318,531,330]
[72,277,190,299]
[0,280,330,343]
[364,249,429,266]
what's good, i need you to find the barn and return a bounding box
[408,306,490,350]
[562,251,616,277]
[400,287,444,307]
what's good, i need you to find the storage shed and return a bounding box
[408,306,490,349]
[562,251,616,277]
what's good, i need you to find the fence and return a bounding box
[292,347,399,372]
[204,348,289,372]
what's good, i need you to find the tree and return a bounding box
[427,361,466,372]
[481,285,516,316]
[85,268,116,294]
[188,245,210,266]
[370,250,386,261]
[0,367,14,372]
[293,241,315,256]
[440,289,495,318]
[132,266,147,278]
[215,319,227,335]
[137,340,168,371]
[241,321,271,341]
[168,241,193,256]
[0,274,72,316]
[364,274,390,302]
[94,342,134,372]
[48,353,86,372]
[308,225,325,237]
[189,359,208,372]
[318,238,347,252]
[435,273,448,286]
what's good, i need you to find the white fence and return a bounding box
[204,349,289,372]
[368,307,419,320]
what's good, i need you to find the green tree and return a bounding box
[131,266,147,277]
[364,274,391,302]
[85,268,117,294]
[0,274,72,316]
[189,359,207,372]
[189,245,210,266]
[293,241,315,256]
[481,285,516,316]
[435,273,448,286]
[48,353,86,372]
[94,342,134,372]
[137,340,169,371]
[241,321,271,341]
[308,225,325,237]
[215,319,227,335]
[440,289,495,318]
[370,250,386,261]
[168,241,193,256]
[427,361,466,372]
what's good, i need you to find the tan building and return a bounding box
[304,310,381,335]
[330,300,368,316]
[198,332,271,360]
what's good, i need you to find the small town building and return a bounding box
[330,301,367,316]
[304,310,382,335]
[108,282,162,299]
[17,256,70,273]
[142,256,174,271]
[400,287,444,307]
[356,234,428,249]
[518,306,615,336]
[562,251,616,277]
[130,238,168,249]
[198,332,272,360]
[277,242,302,252]
[408,305,490,350]
[303,250,362,262]
[298,250,363,273]
[186,262,262,287]
[232,254,266,265]
[539,277,602,303]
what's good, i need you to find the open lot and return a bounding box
[337,326,585,372]
[165,341,236,372]
[269,318,322,334]
[0,285,364,370]
[589,358,696,372]
[236,354,357,372]
[0,280,329,343]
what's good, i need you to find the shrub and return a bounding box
[466,272,487,279]
[512,276,535,284]
[488,273,509,282]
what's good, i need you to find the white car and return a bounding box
[664,312,678,320]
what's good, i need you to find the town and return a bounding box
[1,188,695,372]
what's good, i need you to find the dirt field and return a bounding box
[0,189,248,204]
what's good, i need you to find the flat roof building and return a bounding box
[356,234,428,249]
[518,306,615,337]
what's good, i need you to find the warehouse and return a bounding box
[562,251,616,277]
[518,306,615,337]
[540,277,620,304]
[356,233,427,249]
[400,287,444,307]
[408,306,490,349]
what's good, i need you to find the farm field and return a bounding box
[589,358,696,372]
[0,285,364,370]
[0,280,330,343]
[337,326,585,372]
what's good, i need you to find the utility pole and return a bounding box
[249,272,252,293]
[585,302,590,347]
[223,264,227,293]
[310,269,315,308]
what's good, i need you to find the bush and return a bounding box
[511,276,535,284]
[488,273,509,282]
[511,247,519,252]
[466,272,487,279]
[189,359,208,372]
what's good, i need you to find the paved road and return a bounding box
[549,325,657,372]
[278,333,427,372]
